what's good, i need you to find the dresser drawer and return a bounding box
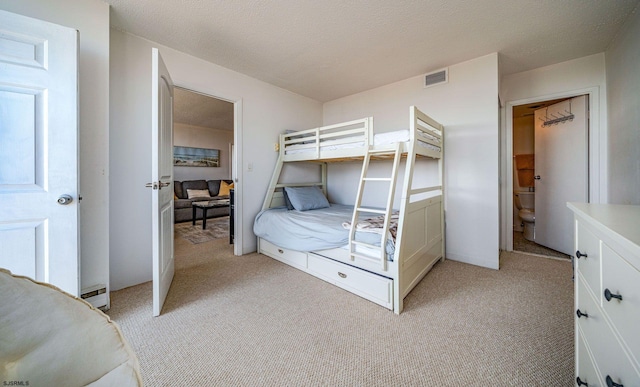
[576,221,601,297]
[259,239,307,270]
[601,243,640,363]
[576,329,600,387]
[307,253,392,309]
[576,276,640,385]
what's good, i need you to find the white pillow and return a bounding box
[186,189,211,199]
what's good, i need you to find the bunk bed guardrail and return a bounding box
[280,117,374,161]
[279,111,442,162]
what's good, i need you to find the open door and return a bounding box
[0,10,80,295]
[534,95,588,255]
[150,48,175,316]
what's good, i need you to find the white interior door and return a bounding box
[534,95,588,255]
[151,48,175,316]
[0,10,79,295]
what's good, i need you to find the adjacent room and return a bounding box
[1,0,639,386]
[171,88,236,245]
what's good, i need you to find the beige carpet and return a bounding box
[108,235,574,386]
[174,217,229,244]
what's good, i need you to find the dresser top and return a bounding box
[568,203,640,258]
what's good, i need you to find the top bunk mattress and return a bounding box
[284,129,441,156]
[253,204,395,258]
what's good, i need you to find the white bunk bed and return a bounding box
[255,106,444,314]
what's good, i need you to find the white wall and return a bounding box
[173,123,233,181]
[110,29,322,290]
[0,0,111,297]
[324,53,501,270]
[500,53,608,250]
[606,8,640,205]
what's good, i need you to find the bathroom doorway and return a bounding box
[510,95,589,259]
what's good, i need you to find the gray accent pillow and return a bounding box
[284,186,330,211]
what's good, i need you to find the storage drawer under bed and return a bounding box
[259,238,307,270]
[307,253,393,309]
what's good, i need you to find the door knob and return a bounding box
[604,288,623,302]
[576,309,589,319]
[534,175,541,180]
[576,376,589,386]
[57,195,73,205]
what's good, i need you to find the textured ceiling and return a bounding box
[173,88,233,130]
[107,0,639,102]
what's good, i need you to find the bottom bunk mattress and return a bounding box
[253,204,395,259]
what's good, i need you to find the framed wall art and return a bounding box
[173,146,220,167]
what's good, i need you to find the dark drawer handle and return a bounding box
[338,272,347,278]
[576,250,588,259]
[604,288,623,302]
[576,376,589,386]
[606,375,623,387]
[576,309,589,319]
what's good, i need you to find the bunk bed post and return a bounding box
[391,106,420,314]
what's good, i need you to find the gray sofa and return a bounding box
[174,179,232,223]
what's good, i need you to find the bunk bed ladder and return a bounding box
[348,142,402,271]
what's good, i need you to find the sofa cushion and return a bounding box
[207,180,221,196]
[191,197,213,203]
[174,199,193,210]
[181,180,208,194]
[174,181,185,199]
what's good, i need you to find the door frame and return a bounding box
[171,81,243,256]
[501,86,601,252]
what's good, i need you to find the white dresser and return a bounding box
[568,203,640,387]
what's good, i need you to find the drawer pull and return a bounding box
[576,376,589,386]
[606,375,623,387]
[277,249,283,254]
[604,288,623,302]
[338,272,347,278]
[575,250,588,259]
[576,309,589,319]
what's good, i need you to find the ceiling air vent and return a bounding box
[424,68,448,88]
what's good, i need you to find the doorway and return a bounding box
[172,87,240,255]
[503,90,595,258]
[512,98,571,259]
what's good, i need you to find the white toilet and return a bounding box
[514,191,535,241]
